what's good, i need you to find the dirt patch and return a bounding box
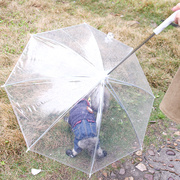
[96,131,180,180]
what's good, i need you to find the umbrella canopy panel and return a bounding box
[3,23,154,176]
[30,84,142,175]
[4,33,104,148]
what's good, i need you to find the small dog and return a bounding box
[66,86,110,158]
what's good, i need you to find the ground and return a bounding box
[0,0,180,179]
[95,128,180,180]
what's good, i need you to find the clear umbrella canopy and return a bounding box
[3,23,154,176]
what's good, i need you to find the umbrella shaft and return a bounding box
[108,32,155,75]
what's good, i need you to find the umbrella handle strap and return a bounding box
[153,10,180,35]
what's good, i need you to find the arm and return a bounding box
[172,3,180,25]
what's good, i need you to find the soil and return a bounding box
[96,130,180,180]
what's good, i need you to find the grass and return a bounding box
[0,0,180,179]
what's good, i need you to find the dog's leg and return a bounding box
[66,148,78,158]
[96,147,107,158]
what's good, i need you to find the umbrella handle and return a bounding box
[153,10,180,35]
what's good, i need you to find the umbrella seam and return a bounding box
[89,80,105,177]
[108,33,155,75]
[84,23,104,71]
[108,77,155,98]
[3,78,52,87]
[30,149,91,175]
[34,30,100,72]
[4,87,30,149]
[28,81,103,151]
[28,112,67,151]
[3,36,33,87]
[106,80,142,149]
[91,147,141,175]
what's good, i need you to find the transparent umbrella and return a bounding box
[2,11,178,177]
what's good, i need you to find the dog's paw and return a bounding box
[66,149,75,158]
[97,150,107,158]
[103,150,107,157]
[64,116,69,122]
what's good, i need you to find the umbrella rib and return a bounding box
[106,80,142,148]
[3,76,93,87]
[2,38,33,88]
[108,77,155,98]
[108,33,156,75]
[34,33,98,71]
[30,149,90,175]
[61,28,97,67]
[89,81,105,177]
[3,78,52,87]
[27,110,70,151]
[27,82,101,151]
[92,147,140,175]
[3,85,56,151]
[85,24,104,70]
[4,89,31,149]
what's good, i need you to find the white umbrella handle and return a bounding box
[153,10,180,35]
[108,10,180,74]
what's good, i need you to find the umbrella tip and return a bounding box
[98,71,109,81]
[89,173,92,178]
[26,148,30,153]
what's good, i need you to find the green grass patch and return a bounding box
[1,0,180,179]
[69,0,177,26]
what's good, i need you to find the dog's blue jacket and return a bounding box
[69,99,96,128]
[68,99,98,153]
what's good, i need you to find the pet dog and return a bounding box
[66,86,110,158]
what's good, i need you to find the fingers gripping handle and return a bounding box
[153,10,180,35]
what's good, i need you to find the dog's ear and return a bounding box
[89,88,99,111]
[90,87,110,112]
[103,88,110,113]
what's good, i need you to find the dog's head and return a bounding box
[85,86,110,112]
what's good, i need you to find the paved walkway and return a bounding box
[97,131,180,180]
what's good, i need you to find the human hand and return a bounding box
[172,3,180,25]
